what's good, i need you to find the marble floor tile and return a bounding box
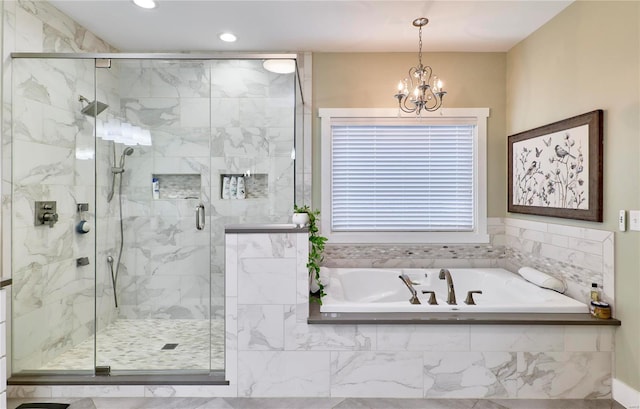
[332,398,478,408]
[227,397,343,409]
[489,399,624,409]
[8,398,625,409]
[36,319,224,372]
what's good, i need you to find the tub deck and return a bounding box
[308,301,621,326]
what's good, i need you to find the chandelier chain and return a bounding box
[418,25,423,68]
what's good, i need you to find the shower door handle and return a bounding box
[196,204,205,230]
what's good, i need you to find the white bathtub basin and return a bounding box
[320,267,588,313]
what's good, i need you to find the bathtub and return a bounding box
[320,267,588,313]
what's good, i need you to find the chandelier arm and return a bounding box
[399,94,416,113]
[424,94,443,112]
[407,67,417,89]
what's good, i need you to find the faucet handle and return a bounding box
[464,290,483,305]
[421,290,438,305]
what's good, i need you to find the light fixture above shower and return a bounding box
[133,0,156,9]
[219,32,237,43]
[263,59,295,74]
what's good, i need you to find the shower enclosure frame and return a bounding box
[7,52,305,384]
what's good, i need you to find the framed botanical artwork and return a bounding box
[507,110,603,222]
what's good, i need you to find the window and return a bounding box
[319,108,489,243]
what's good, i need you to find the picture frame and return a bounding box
[507,110,603,222]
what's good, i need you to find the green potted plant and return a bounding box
[294,204,328,300]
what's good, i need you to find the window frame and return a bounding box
[319,108,490,244]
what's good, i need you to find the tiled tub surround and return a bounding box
[8,225,616,399]
[324,217,615,309]
[225,227,615,400]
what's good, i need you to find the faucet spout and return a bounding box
[439,268,457,305]
[399,274,421,305]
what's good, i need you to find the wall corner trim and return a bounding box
[613,378,640,408]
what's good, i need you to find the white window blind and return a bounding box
[331,124,475,232]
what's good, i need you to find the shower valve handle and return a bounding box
[196,204,205,230]
[42,211,58,228]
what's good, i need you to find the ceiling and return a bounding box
[48,0,574,53]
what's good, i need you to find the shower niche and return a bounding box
[219,173,268,200]
[152,173,201,200]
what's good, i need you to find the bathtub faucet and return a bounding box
[398,274,421,305]
[439,268,457,305]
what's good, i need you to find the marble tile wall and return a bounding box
[3,0,119,373]
[502,217,614,308]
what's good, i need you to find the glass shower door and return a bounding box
[94,59,213,374]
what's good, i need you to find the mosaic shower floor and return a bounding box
[39,319,224,372]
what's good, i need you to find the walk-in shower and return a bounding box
[9,54,302,379]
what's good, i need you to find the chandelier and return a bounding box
[394,17,446,114]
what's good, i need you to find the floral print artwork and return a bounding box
[513,124,589,209]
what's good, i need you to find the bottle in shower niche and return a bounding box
[222,176,231,199]
[589,283,601,314]
[229,176,238,199]
[152,177,160,199]
[236,176,246,199]
[590,283,601,302]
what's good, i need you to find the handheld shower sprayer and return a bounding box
[107,146,135,202]
[119,147,134,168]
[111,147,134,174]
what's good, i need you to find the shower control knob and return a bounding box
[76,220,92,234]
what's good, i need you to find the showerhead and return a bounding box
[79,95,109,117]
[118,147,134,168]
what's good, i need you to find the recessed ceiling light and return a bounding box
[133,0,156,9]
[263,59,296,74]
[219,32,237,43]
